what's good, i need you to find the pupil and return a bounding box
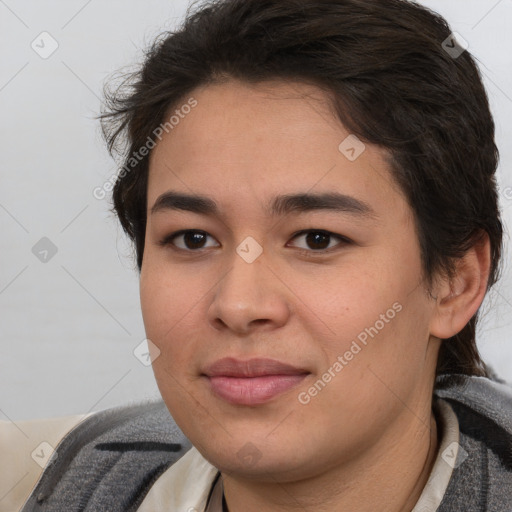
[185,232,206,249]
[307,232,329,250]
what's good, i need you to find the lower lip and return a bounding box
[206,374,308,405]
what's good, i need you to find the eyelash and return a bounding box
[158,229,352,256]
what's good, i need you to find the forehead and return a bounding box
[151,79,348,160]
[147,79,408,223]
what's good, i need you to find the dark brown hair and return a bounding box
[99,0,503,379]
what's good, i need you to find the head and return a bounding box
[100,0,503,481]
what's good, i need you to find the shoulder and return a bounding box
[0,411,93,512]
[434,373,512,510]
[3,399,192,512]
[434,372,512,437]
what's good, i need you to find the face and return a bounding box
[140,79,440,481]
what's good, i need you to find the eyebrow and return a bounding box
[150,191,376,219]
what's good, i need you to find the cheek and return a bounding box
[286,255,406,344]
[139,254,221,382]
[140,263,204,418]
[140,267,169,342]
[303,250,428,377]
[140,251,200,333]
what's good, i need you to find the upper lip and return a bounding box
[202,357,309,377]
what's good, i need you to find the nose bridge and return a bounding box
[226,252,261,302]
[207,239,290,332]
[219,241,268,309]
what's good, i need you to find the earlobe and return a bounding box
[429,232,491,340]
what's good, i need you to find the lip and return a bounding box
[202,357,310,405]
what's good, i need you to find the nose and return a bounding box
[207,248,290,335]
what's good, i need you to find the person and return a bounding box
[2,0,511,510]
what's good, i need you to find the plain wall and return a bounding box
[1,0,511,421]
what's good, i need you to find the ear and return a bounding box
[429,232,491,340]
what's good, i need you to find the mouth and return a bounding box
[202,357,310,406]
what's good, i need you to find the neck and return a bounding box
[222,406,439,512]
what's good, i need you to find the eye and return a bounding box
[287,230,351,252]
[159,230,220,251]
[159,229,351,254]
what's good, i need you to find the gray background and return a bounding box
[1,0,511,421]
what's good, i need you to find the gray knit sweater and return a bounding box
[21,374,512,511]
[434,374,512,511]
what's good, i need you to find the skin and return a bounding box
[140,79,490,511]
